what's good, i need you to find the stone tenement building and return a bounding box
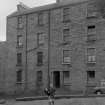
[0,42,7,94]
[6,0,105,95]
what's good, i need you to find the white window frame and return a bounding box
[87,47,96,63]
[37,33,45,46]
[63,50,71,64]
[17,35,23,47]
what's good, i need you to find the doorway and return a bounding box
[53,71,60,88]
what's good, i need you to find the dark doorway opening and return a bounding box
[53,71,60,88]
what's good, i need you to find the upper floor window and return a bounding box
[17,53,22,65]
[63,28,70,42]
[87,25,96,33]
[37,33,45,46]
[87,71,95,79]
[87,33,96,42]
[18,16,23,29]
[17,35,23,47]
[37,52,43,66]
[63,8,70,22]
[63,50,71,64]
[38,12,44,25]
[87,12,97,18]
[87,48,96,63]
[87,3,98,18]
[16,70,22,83]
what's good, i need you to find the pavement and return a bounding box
[3,97,105,105]
[1,95,105,105]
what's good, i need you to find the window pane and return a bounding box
[88,56,96,62]
[87,71,95,78]
[87,48,96,63]
[63,8,70,22]
[37,71,43,82]
[18,17,23,29]
[88,25,95,33]
[64,50,69,57]
[18,17,22,24]
[63,29,69,42]
[63,8,69,15]
[37,33,44,45]
[17,70,22,82]
[87,3,98,17]
[17,35,23,46]
[63,71,70,84]
[37,52,43,65]
[63,50,71,63]
[87,48,95,55]
[38,13,44,25]
[17,53,22,65]
[87,34,96,41]
[88,25,95,29]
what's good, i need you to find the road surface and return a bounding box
[3,97,105,105]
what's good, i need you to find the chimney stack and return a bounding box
[56,0,60,3]
[56,0,71,3]
[17,2,30,12]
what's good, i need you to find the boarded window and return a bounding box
[87,2,98,18]
[87,34,96,42]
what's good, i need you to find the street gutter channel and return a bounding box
[16,94,105,101]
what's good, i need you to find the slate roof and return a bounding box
[8,0,88,18]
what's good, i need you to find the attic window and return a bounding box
[63,7,70,22]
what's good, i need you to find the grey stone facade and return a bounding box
[6,0,105,95]
[0,42,7,94]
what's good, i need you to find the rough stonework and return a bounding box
[5,0,105,95]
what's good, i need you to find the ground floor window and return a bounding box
[36,71,43,84]
[16,70,22,83]
[63,71,70,85]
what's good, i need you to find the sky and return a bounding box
[0,0,56,41]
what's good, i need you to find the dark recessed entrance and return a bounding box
[53,71,60,88]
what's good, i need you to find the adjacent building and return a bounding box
[0,42,7,94]
[6,0,105,95]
